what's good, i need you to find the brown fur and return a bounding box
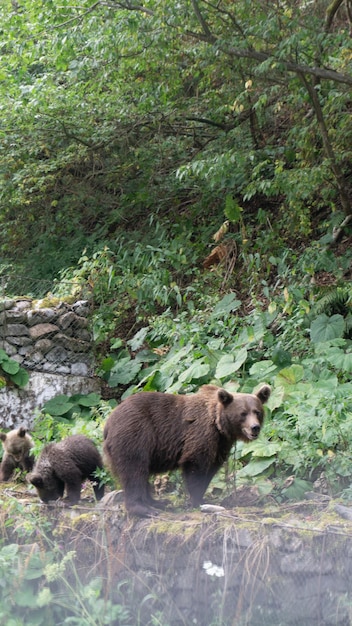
[0,427,34,481]
[28,434,104,505]
[103,384,270,516]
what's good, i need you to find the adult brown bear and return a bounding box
[103,384,270,516]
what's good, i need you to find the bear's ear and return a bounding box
[217,389,234,406]
[255,384,271,405]
[0,433,6,443]
[29,474,44,489]
[17,427,28,438]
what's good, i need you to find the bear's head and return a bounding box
[214,384,271,442]
[0,427,33,462]
[28,452,65,502]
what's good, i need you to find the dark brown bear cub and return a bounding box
[28,434,104,505]
[103,384,270,517]
[0,427,35,481]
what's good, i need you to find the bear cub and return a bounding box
[28,434,104,505]
[103,384,271,517]
[0,426,35,481]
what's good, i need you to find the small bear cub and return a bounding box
[28,434,104,505]
[0,426,35,481]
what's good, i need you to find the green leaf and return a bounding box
[267,386,285,411]
[42,395,75,416]
[310,314,345,343]
[224,194,243,223]
[237,457,276,477]
[325,348,352,373]
[10,369,29,388]
[76,393,101,407]
[212,293,241,317]
[282,478,312,500]
[249,359,276,377]
[179,359,210,383]
[0,544,18,558]
[215,353,246,379]
[127,327,149,351]
[0,349,9,362]
[108,356,142,386]
[277,364,304,386]
[237,440,281,458]
[100,357,115,373]
[1,360,19,375]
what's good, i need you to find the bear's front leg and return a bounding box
[182,463,216,508]
[0,456,16,481]
[62,480,82,505]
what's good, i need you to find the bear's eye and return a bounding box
[240,411,248,420]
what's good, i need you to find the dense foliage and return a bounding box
[0,2,351,621]
[0,0,351,279]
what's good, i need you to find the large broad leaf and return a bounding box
[277,364,304,386]
[127,327,149,351]
[310,314,345,343]
[215,351,247,379]
[142,370,174,392]
[42,395,75,416]
[0,349,9,362]
[109,356,142,386]
[179,359,210,383]
[249,359,277,378]
[237,457,276,477]
[1,359,19,375]
[76,393,102,407]
[237,440,281,459]
[282,478,312,500]
[11,369,29,388]
[211,293,242,318]
[325,348,352,373]
[266,386,285,411]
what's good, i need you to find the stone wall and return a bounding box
[62,506,352,626]
[0,298,100,428]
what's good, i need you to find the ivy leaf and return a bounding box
[310,314,345,343]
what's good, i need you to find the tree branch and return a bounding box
[190,0,215,40]
[185,29,352,85]
[324,0,345,32]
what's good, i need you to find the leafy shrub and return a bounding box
[0,349,29,388]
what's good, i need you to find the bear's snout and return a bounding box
[251,424,260,438]
[241,414,262,441]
